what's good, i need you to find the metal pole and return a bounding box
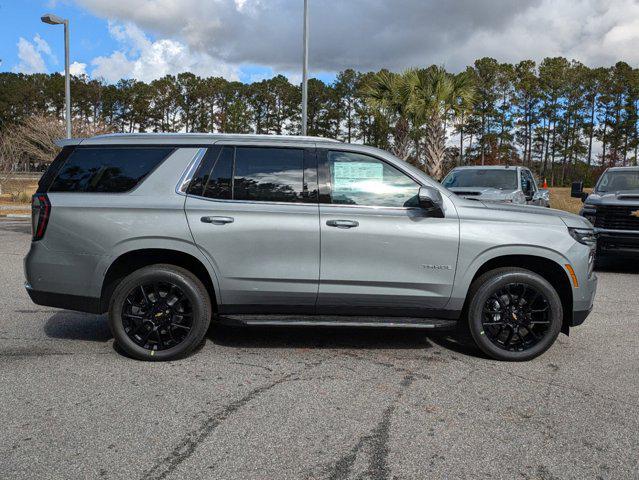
[64,20,71,138]
[301,0,309,136]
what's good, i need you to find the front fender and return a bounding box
[447,244,572,311]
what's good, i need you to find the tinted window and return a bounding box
[442,169,517,190]
[38,146,75,193]
[187,146,221,197]
[49,147,172,193]
[327,151,419,207]
[203,147,233,199]
[233,147,304,202]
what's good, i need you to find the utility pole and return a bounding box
[41,13,71,138]
[301,0,309,136]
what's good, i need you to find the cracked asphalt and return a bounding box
[1,218,638,479]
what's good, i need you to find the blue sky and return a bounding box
[0,0,336,84]
[2,0,638,85]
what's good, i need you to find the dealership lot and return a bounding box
[0,218,638,479]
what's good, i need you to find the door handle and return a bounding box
[326,219,359,229]
[201,216,234,225]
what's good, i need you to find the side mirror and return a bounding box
[571,181,584,199]
[522,179,533,200]
[418,186,444,217]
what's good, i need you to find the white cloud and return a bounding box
[76,0,639,76]
[13,34,59,74]
[69,61,88,76]
[90,22,239,82]
[14,37,47,74]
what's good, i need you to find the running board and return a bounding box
[217,315,458,330]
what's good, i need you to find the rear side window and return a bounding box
[234,147,304,202]
[48,147,173,193]
[191,146,310,203]
[38,146,76,193]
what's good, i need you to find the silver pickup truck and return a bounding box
[442,166,550,207]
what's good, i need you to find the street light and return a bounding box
[41,13,71,139]
[301,0,309,136]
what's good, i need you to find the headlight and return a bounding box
[568,227,597,246]
[512,191,526,204]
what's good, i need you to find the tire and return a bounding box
[466,267,563,361]
[108,264,212,361]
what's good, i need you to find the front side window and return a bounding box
[327,151,420,207]
[521,170,535,193]
[49,147,173,193]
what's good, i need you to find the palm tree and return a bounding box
[360,70,414,160]
[406,67,475,179]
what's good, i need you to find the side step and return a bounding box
[217,314,458,330]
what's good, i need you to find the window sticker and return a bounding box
[333,161,384,192]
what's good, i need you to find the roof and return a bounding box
[55,132,341,147]
[606,166,639,172]
[450,165,522,170]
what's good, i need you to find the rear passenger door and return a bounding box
[185,144,320,313]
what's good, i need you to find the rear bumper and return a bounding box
[25,283,101,314]
[596,229,639,256]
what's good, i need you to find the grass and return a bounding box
[548,187,589,214]
[0,180,38,206]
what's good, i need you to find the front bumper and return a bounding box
[571,307,593,327]
[596,228,639,256]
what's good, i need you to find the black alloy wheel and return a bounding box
[467,267,563,361]
[481,283,551,352]
[122,281,194,351]
[109,264,211,361]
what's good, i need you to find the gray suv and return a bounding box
[25,133,597,362]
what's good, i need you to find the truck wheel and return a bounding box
[466,267,562,361]
[108,264,212,361]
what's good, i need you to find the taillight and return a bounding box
[31,194,51,241]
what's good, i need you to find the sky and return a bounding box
[2,0,639,86]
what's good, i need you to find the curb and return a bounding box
[0,214,30,219]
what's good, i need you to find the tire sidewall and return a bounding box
[109,266,211,361]
[468,270,563,361]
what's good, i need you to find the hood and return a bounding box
[479,202,592,229]
[448,187,517,201]
[586,190,639,206]
[453,196,592,229]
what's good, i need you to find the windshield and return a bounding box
[442,169,517,190]
[597,170,639,192]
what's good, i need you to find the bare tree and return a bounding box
[0,115,113,196]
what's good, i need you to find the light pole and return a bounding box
[301,0,309,136]
[41,13,71,139]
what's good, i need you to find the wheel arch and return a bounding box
[99,248,218,314]
[459,252,574,335]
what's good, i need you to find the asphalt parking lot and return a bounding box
[0,218,638,480]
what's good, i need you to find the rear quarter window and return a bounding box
[48,147,174,193]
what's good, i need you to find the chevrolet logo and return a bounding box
[632,210,639,218]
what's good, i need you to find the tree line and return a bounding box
[1,56,638,185]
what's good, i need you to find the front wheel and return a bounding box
[108,264,212,361]
[466,268,563,361]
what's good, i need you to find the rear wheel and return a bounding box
[466,268,563,361]
[109,264,211,361]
